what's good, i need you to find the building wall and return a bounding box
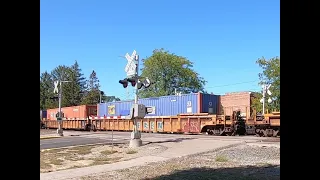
[220,91,252,116]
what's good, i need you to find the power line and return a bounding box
[211,88,262,95]
[206,80,259,89]
[116,80,260,99]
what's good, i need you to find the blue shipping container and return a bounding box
[97,92,220,117]
[40,110,47,120]
[200,93,220,114]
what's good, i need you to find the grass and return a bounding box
[64,155,85,161]
[40,146,93,171]
[51,158,64,165]
[101,150,118,155]
[69,146,95,155]
[215,155,228,162]
[126,149,138,154]
[40,160,52,169]
[40,144,135,172]
[40,149,64,171]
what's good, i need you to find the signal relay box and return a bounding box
[130,104,146,119]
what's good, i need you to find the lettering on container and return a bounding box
[150,121,155,130]
[137,122,141,129]
[146,106,156,115]
[187,101,192,113]
[187,101,192,107]
[108,105,115,115]
[143,122,149,130]
[157,122,163,130]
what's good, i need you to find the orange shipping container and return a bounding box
[46,105,97,120]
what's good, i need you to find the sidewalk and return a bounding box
[40,138,250,180]
[40,131,91,139]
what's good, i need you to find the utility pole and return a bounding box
[54,80,71,136]
[131,52,141,147]
[119,50,152,148]
[99,90,102,103]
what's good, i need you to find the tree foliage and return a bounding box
[67,61,87,106]
[251,56,280,113]
[81,70,101,105]
[250,92,264,113]
[40,62,121,109]
[40,71,55,109]
[139,48,206,98]
[103,95,121,102]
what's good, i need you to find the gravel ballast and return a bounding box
[75,143,280,180]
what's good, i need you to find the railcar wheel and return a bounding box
[92,124,97,132]
[85,124,91,131]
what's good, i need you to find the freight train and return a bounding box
[40,92,280,137]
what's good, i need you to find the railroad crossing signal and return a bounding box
[54,81,59,94]
[143,78,151,88]
[124,50,139,78]
[129,104,154,120]
[119,78,137,88]
[260,84,274,115]
[127,77,137,86]
[119,77,152,89]
[56,112,64,118]
[265,84,272,96]
[119,79,128,88]
[260,84,273,103]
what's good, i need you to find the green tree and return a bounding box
[103,95,121,102]
[81,70,101,105]
[139,48,206,98]
[64,60,87,106]
[252,56,280,112]
[40,71,56,109]
[250,92,265,114]
[50,65,73,107]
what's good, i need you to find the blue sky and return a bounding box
[40,0,279,100]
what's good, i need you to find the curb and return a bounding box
[40,142,127,152]
[40,136,62,140]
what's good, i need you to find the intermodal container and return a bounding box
[97,92,220,117]
[47,105,97,120]
[40,110,47,120]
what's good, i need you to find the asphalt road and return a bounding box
[79,131,279,142]
[40,136,127,150]
[40,131,279,150]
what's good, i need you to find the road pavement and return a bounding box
[40,136,128,150]
[40,130,278,150]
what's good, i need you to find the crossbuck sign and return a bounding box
[54,81,59,94]
[124,50,138,78]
